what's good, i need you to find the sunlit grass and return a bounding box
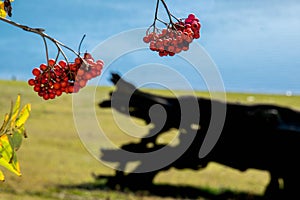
[1,80,300,199]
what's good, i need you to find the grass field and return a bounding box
[1,80,300,200]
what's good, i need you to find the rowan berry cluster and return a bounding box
[143,14,201,57]
[28,53,104,100]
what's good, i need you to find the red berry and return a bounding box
[49,93,56,99]
[58,60,67,68]
[77,69,85,76]
[48,59,56,67]
[66,85,73,93]
[53,83,61,90]
[40,63,48,71]
[61,81,67,88]
[169,52,175,56]
[69,64,78,72]
[143,36,150,43]
[28,79,35,86]
[84,53,93,60]
[192,21,200,31]
[168,46,175,53]
[194,32,200,39]
[34,85,41,92]
[43,93,49,100]
[32,68,41,76]
[56,90,62,96]
[84,73,92,80]
[96,60,104,66]
[38,92,44,97]
[188,13,196,20]
[75,57,81,65]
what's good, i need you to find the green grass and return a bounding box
[1,80,300,200]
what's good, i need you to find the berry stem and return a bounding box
[156,18,168,26]
[41,36,50,66]
[54,42,69,65]
[160,0,174,25]
[78,34,86,55]
[151,0,160,28]
[170,13,181,23]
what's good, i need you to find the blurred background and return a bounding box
[0,0,299,94]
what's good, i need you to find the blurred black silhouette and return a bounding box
[98,72,300,199]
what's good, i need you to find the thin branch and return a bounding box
[0,16,80,63]
[148,0,179,34]
[156,18,168,26]
[153,0,160,25]
[41,36,49,65]
[54,41,69,63]
[170,13,181,22]
[78,34,86,55]
[160,0,174,25]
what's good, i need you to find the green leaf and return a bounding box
[11,125,25,151]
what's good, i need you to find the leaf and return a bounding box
[0,113,9,136]
[0,0,13,18]
[0,95,30,181]
[0,1,7,18]
[15,104,31,128]
[11,104,31,151]
[0,170,4,181]
[10,125,25,151]
[0,134,21,176]
[10,94,20,127]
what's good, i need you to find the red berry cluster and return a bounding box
[28,53,104,100]
[143,14,201,57]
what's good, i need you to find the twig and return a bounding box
[0,16,80,64]
[78,34,86,55]
[160,0,174,25]
[148,0,180,34]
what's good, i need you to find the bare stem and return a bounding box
[151,0,160,28]
[148,0,179,33]
[41,36,49,64]
[78,34,86,55]
[156,18,168,26]
[160,0,174,25]
[170,13,181,22]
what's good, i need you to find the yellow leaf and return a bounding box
[0,2,7,18]
[0,170,4,181]
[15,104,31,128]
[0,113,9,136]
[0,134,21,176]
[0,95,29,180]
[10,95,21,127]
